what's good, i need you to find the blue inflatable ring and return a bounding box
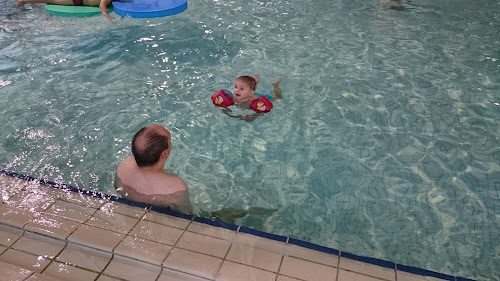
[112,0,187,18]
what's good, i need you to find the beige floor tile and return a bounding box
[100,202,148,218]
[95,275,121,281]
[276,276,303,281]
[176,231,231,258]
[163,247,223,280]
[0,176,24,203]
[0,173,23,185]
[339,257,395,280]
[233,232,286,254]
[43,261,99,281]
[338,269,388,281]
[280,256,337,281]
[103,255,161,281]
[56,243,112,272]
[59,191,107,209]
[68,225,125,252]
[128,220,183,245]
[11,232,65,259]
[187,222,237,241]
[86,209,139,234]
[226,243,282,272]
[158,268,212,281]
[0,203,38,228]
[0,260,34,280]
[24,214,80,240]
[284,244,338,267]
[26,273,67,281]
[143,211,190,229]
[0,249,51,273]
[39,186,74,201]
[22,181,53,194]
[215,260,277,281]
[44,200,96,223]
[114,235,172,265]
[0,245,6,254]
[4,190,55,213]
[397,271,447,281]
[0,224,23,247]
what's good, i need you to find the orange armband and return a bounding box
[211,89,234,107]
[250,96,273,113]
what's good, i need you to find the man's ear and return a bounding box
[160,149,170,159]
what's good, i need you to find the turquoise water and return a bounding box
[1,0,499,280]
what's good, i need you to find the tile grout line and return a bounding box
[271,237,291,280]
[1,224,110,279]
[2,221,109,278]
[2,216,157,280]
[158,212,206,280]
[33,234,69,276]
[274,252,285,281]
[336,250,341,281]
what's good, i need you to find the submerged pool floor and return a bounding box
[0,172,476,281]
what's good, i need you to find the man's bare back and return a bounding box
[114,125,193,214]
[115,157,186,194]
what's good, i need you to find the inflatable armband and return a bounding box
[250,96,273,113]
[211,89,234,107]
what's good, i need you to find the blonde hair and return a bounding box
[236,76,257,91]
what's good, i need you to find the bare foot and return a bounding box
[254,74,260,84]
[16,0,24,7]
[272,77,283,99]
[272,77,283,88]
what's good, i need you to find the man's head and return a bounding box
[132,124,171,167]
[233,75,256,103]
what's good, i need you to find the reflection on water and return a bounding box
[0,0,499,280]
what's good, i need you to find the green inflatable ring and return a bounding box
[45,4,113,17]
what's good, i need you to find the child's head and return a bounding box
[233,75,256,103]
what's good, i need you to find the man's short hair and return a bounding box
[132,126,169,167]
[236,75,257,91]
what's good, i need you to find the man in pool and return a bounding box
[114,124,193,214]
[17,0,113,22]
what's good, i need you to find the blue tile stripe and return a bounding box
[239,225,288,242]
[341,251,395,269]
[456,277,477,281]
[150,205,194,220]
[193,216,238,231]
[0,169,476,281]
[288,238,340,256]
[397,264,455,281]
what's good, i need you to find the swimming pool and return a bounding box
[1,0,499,280]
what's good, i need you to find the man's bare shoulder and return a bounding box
[161,173,187,192]
[116,157,137,175]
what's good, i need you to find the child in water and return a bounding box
[222,74,283,122]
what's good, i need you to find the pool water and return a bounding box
[1,0,499,280]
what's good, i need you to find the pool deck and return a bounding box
[0,172,474,281]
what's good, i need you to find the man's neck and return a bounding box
[138,160,166,173]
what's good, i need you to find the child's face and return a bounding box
[233,79,255,103]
